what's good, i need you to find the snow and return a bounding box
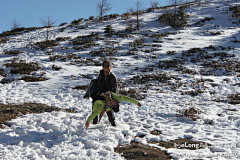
[0,0,240,159]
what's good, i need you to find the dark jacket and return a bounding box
[97,70,118,93]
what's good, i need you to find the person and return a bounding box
[83,59,118,126]
[85,91,142,129]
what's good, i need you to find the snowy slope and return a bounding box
[0,0,240,159]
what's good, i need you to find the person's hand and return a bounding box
[100,93,105,96]
[137,102,141,107]
[85,122,89,129]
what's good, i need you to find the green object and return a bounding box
[87,92,138,122]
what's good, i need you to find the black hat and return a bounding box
[102,59,112,67]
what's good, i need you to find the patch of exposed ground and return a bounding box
[0,103,76,129]
[114,142,172,160]
[115,129,210,159]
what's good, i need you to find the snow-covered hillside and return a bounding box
[0,0,240,159]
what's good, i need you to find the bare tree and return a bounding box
[196,0,202,6]
[11,18,21,30]
[130,1,143,30]
[96,0,112,22]
[169,0,183,14]
[151,1,159,8]
[40,16,56,41]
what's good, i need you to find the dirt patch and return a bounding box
[0,103,76,129]
[150,130,162,135]
[20,76,47,82]
[115,134,209,159]
[114,142,172,160]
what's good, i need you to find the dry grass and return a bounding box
[4,60,41,75]
[20,76,47,82]
[4,50,21,56]
[27,40,58,50]
[228,93,240,104]
[176,107,201,121]
[0,103,76,129]
[119,88,145,100]
[114,142,172,160]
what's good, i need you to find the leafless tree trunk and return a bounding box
[196,0,201,6]
[151,1,159,8]
[130,1,143,30]
[40,17,56,41]
[169,0,179,14]
[11,19,21,30]
[96,0,112,22]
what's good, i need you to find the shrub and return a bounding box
[166,51,177,55]
[119,88,145,100]
[104,25,114,33]
[103,14,119,20]
[28,40,58,50]
[176,107,201,121]
[151,31,177,39]
[158,59,183,69]
[125,26,134,33]
[228,93,240,104]
[71,34,94,46]
[210,31,222,35]
[20,76,47,82]
[49,55,64,61]
[4,50,21,56]
[231,36,240,43]
[130,72,174,84]
[158,10,189,30]
[4,60,41,75]
[0,68,6,77]
[59,22,68,26]
[90,47,117,57]
[229,4,240,18]
[0,78,14,84]
[49,54,80,62]
[51,64,62,71]
[71,18,84,26]
[0,37,10,43]
[181,89,205,96]
[121,12,130,20]
[200,59,240,75]
[89,16,94,21]
[104,25,114,38]
[129,38,144,49]
[0,27,44,37]
[56,37,71,41]
[146,7,155,13]
[0,103,76,128]
[0,27,25,37]
[192,17,215,26]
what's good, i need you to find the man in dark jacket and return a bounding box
[84,60,118,126]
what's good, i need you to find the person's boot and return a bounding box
[107,110,116,126]
[111,121,116,126]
